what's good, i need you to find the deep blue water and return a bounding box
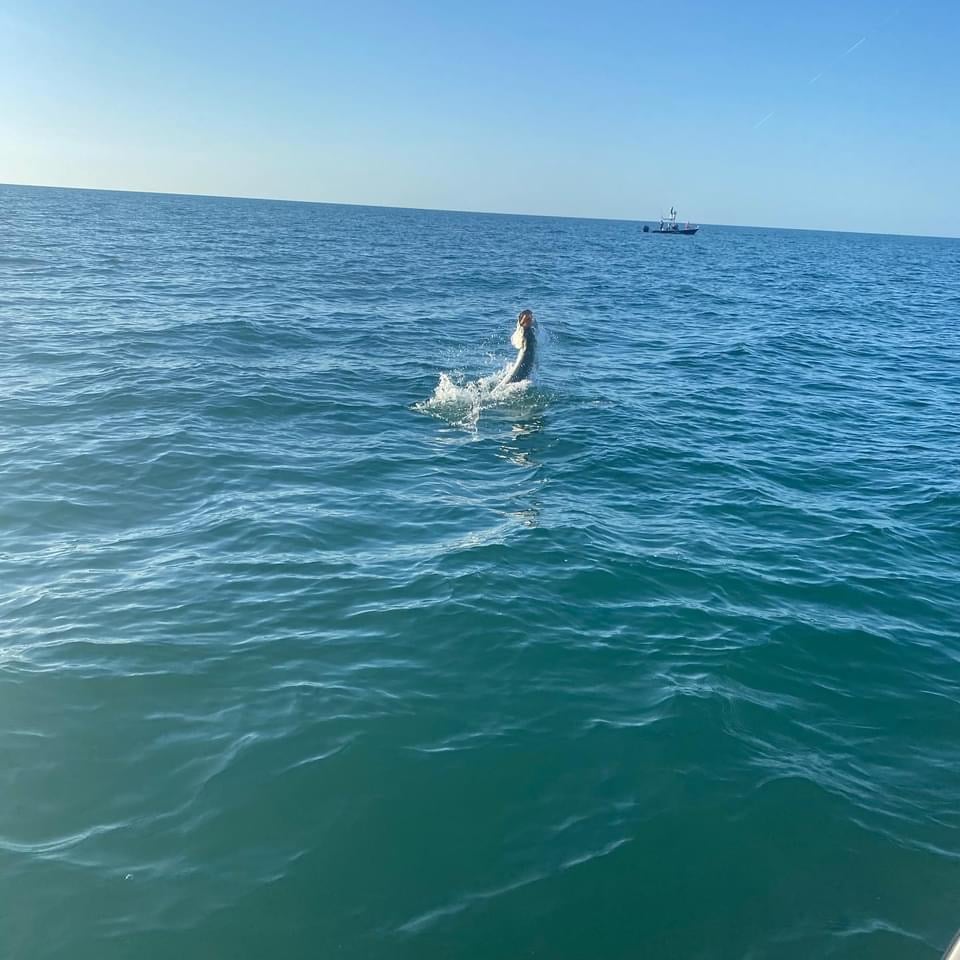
[2,184,959,960]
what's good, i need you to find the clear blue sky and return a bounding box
[2,0,957,235]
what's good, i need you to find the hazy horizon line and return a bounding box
[3,179,956,242]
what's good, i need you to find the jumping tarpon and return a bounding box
[502,309,536,384]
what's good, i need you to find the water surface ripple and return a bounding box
[2,185,959,960]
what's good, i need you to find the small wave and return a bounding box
[396,837,631,935]
[412,368,533,429]
[396,870,546,934]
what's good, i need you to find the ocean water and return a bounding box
[2,183,959,960]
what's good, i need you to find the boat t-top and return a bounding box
[647,207,699,235]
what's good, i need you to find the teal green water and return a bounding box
[2,184,959,959]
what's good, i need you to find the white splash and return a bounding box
[413,367,532,430]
